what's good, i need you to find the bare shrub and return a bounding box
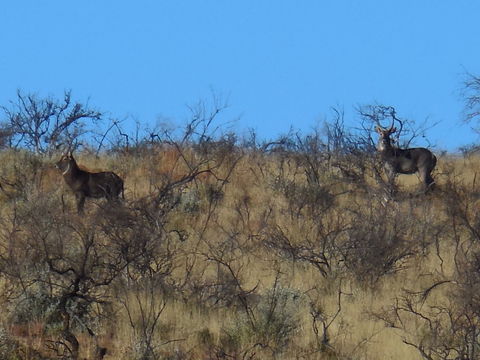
[220,279,303,358]
[274,178,335,219]
[0,191,178,359]
[369,169,480,360]
[341,201,429,285]
[306,283,349,358]
[0,150,53,202]
[119,277,170,360]
[263,222,338,278]
[462,70,480,124]
[1,90,102,154]
[374,277,480,360]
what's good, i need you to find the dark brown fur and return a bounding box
[376,126,437,193]
[56,152,124,213]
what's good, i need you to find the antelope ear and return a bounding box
[391,127,397,133]
[375,126,382,134]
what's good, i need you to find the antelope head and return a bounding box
[374,108,403,152]
[55,151,75,175]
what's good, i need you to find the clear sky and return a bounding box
[1,1,479,151]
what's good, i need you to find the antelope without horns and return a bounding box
[56,151,124,213]
[375,110,437,194]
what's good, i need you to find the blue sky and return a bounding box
[1,1,479,151]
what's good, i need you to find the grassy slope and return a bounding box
[0,149,478,359]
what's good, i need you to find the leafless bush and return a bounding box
[0,150,48,202]
[219,276,303,359]
[462,71,480,125]
[119,276,175,360]
[305,283,351,358]
[368,170,480,360]
[273,178,335,219]
[266,177,440,288]
[0,126,13,149]
[458,142,480,158]
[373,275,480,360]
[1,90,102,154]
[0,184,187,359]
[341,201,427,285]
[262,211,348,279]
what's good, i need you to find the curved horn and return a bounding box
[387,107,397,133]
[389,107,404,135]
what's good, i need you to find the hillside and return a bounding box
[0,144,478,360]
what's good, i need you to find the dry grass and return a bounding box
[0,148,478,360]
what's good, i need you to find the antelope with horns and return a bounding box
[56,151,124,213]
[375,109,437,194]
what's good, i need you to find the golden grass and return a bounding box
[113,152,478,359]
[0,149,478,359]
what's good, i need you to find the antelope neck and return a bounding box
[62,160,79,176]
[62,162,71,176]
[378,139,398,156]
[377,139,391,152]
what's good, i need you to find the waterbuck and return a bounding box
[55,151,124,213]
[375,116,437,194]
